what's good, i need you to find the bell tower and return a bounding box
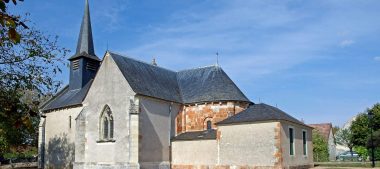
[68,0,100,90]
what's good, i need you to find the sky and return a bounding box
[10,0,380,127]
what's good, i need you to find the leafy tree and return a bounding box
[335,128,354,159]
[313,131,329,162]
[1,0,28,44]
[0,1,68,157]
[332,126,340,136]
[351,104,380,147]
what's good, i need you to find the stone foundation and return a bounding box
[140,161,170,169]
[172,164,313,169]
[73,162,139,169]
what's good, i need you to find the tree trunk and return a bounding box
[350,147,354,161]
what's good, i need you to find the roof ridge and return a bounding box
[178,64,219,72]
[108,51,177,73]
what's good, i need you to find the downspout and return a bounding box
[168,102,173,169]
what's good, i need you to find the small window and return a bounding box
[289,127,294,155]
[207,120,212,130]
[303,130,307,156]
[100,105,114,141]
[69,116,72,129]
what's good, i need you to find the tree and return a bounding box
[313,131,329,162]
[0,1,68,157]
[1,0,29,44]
[351,104,380,147]
[332,126,339,136]
[335,128,354,160]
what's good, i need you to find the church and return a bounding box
[38,1,314,169]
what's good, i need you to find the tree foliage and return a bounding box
[313,131,329,162]
[0,0,28,44]
[0,1,68,156]
[336,128,354,152]
[351,103,380,147]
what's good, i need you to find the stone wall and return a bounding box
[139,96,180,169]
[171,140,217,166]
[74,53,136,168]
[43,106,83,169]
[171,121,313,169]
[328,129,336,161]
[218,122,279,167]
[280,121,314,168]
[175,102,249,134]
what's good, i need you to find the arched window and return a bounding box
[100,105,114,141]
[207,120,212,130]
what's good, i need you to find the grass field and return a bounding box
[315,161,380,168]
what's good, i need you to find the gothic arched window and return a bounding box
[100,105,114,141]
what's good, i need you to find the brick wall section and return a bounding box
[175,101,249,134]
[274,122,283,168]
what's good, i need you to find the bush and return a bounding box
[354,146,368,161]
[313,131,329,162]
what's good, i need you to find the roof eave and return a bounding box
[217,119,313,129]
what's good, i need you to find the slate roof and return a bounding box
[308,123,333,141]
[217,103,310,127]
[172,129,217,141]
[177,65,250,103]
[68,0,100,61]
[111,52,182,102]
[110,52,250,104]
[41,52,250,112]
[40,80,93,111]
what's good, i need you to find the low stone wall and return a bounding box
[73,162,138,169]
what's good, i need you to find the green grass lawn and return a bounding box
[315,161,380,168]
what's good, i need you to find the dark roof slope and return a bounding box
[110,52,182,103]
[41,80,93,111]
[217,103,310,127]
[110,52,250,104]
[177,66,250,103]
[42,52,250,111]
[172,129,216,141]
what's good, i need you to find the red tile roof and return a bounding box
[308,123,333,141]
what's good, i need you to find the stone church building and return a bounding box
[38,1,314,169]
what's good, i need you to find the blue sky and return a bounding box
[10,0,380,126]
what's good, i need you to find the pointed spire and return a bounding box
[69,0,99,61]
[77,0,94,55]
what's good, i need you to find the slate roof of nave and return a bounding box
[41,52,250,112]
[41,80,93,112]
[110,51,250,104]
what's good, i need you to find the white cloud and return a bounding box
[374,56,380,61]
[121,0,380,82]
[339,39,355,47]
